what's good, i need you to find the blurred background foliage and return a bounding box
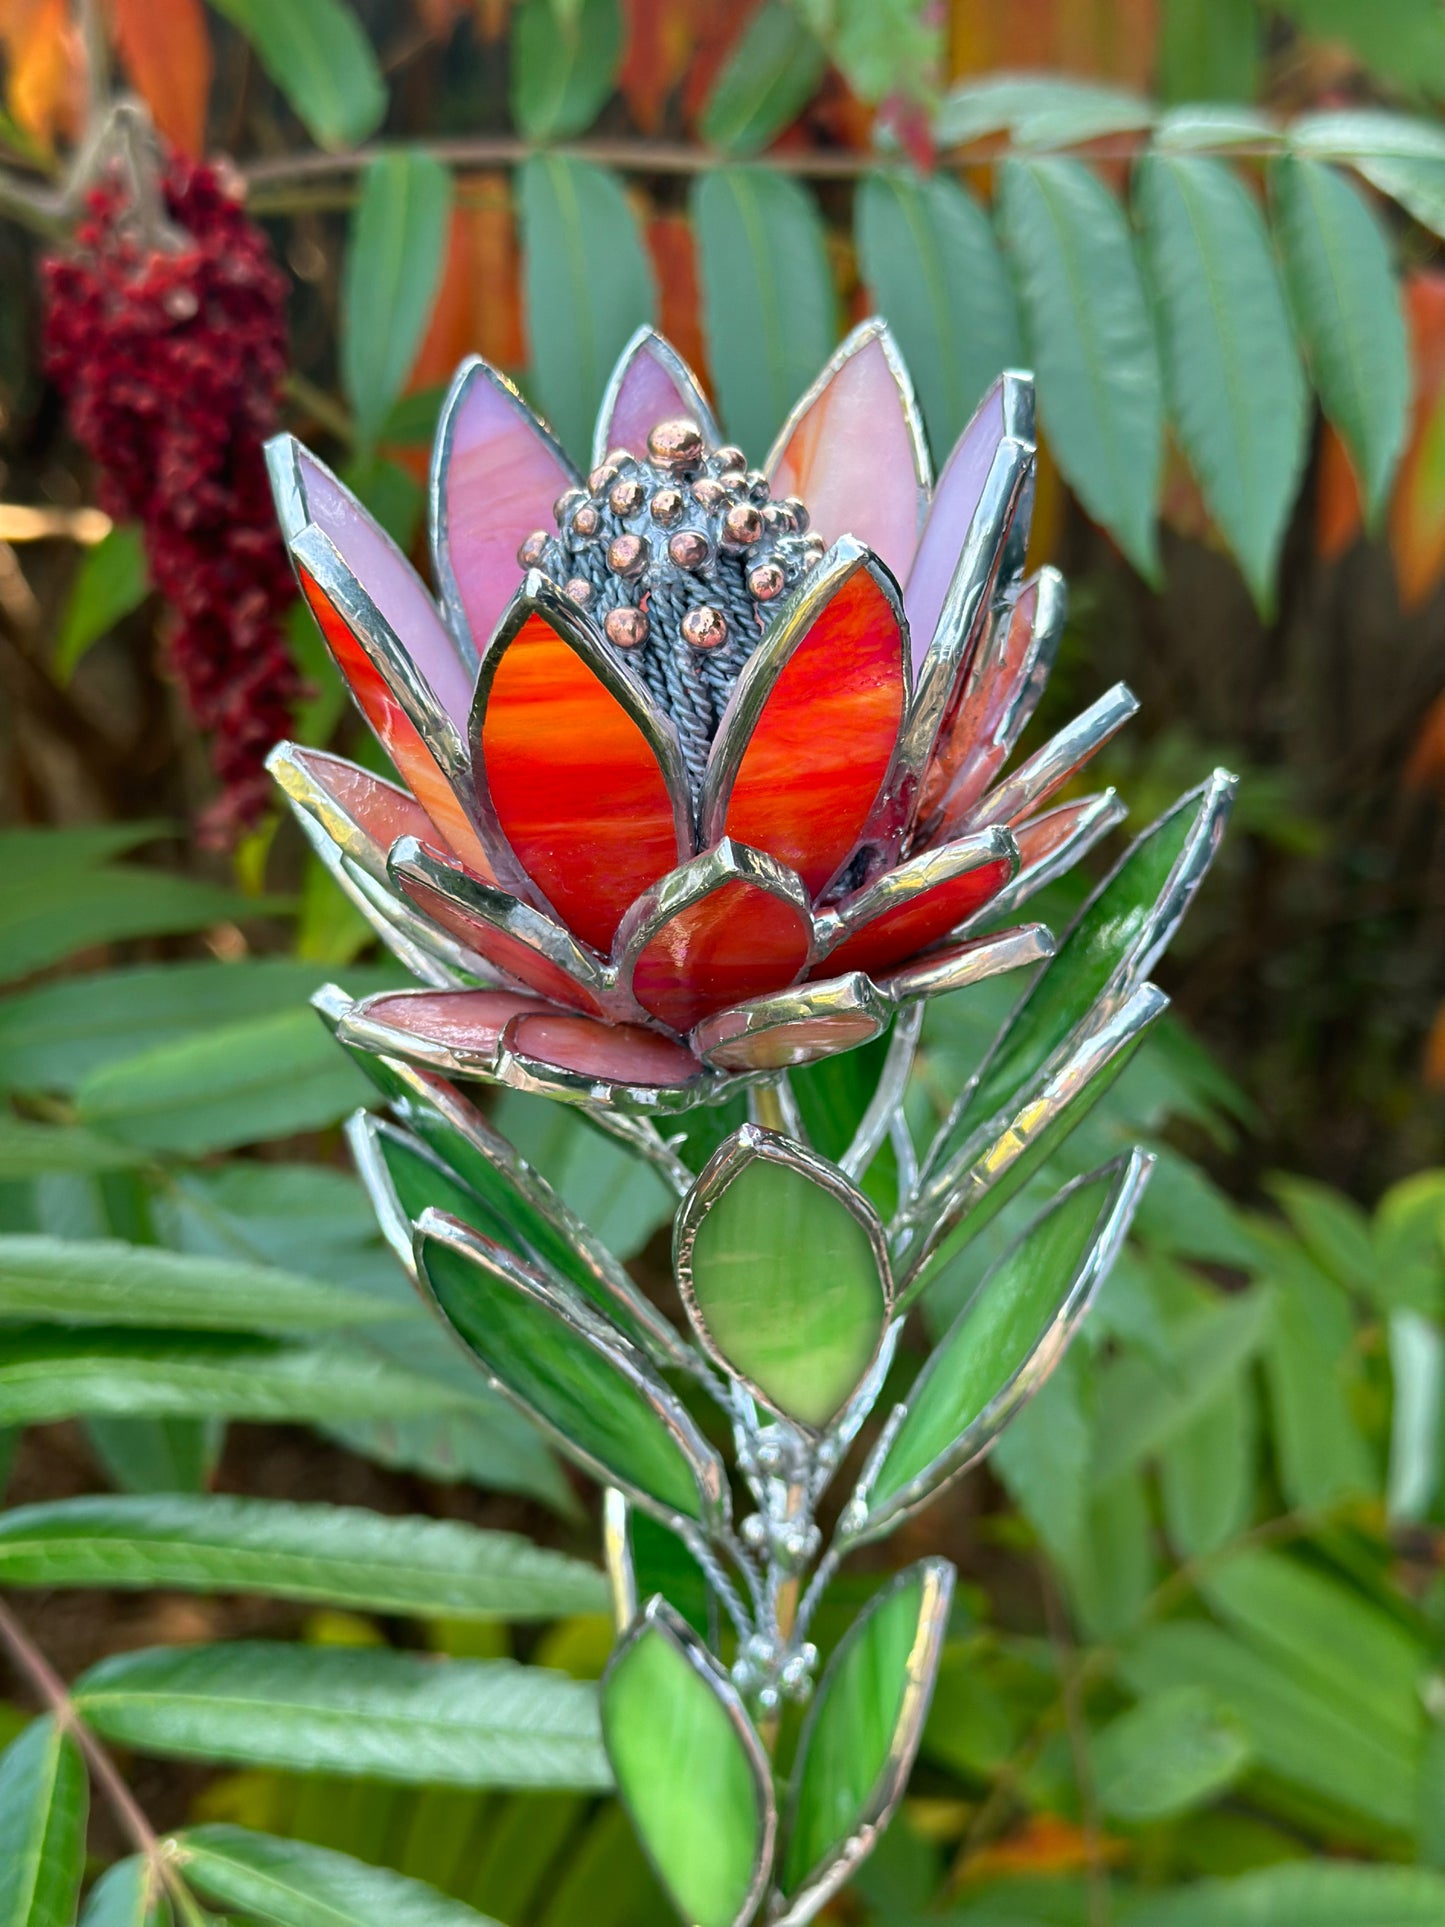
[2,0,1445,1922]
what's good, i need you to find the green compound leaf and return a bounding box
[700,0,827,156]
[0,1716,87,1927]
[0,1234,396,1334]
[692,166,836,460]
[778,1560,953,1920]
[1094,1685,1251,1823]
[342,153,453,456]
[511,0,623,141]
[207,0,386,150]
[173,1824,504,1925]
[855,168,1021,460]
[416,1212,728,1531]
[79,1855,171,1927]
[1135,152,1309,616]
[855,1153,1152,1547]
[676,1126,890,1432]
[929,770,1236,1175]
[996,156,1163,580]
[1272,154,1409,525]
[520,154,655,465]
[602,1599,774,1927]
[74,1644,611,1790]
[0,1493,607,1619]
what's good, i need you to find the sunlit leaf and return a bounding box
[174,1825,502,1925]
[1094,1686,1251,1822]
[52,525,150,682]
[0,1716,87,1927]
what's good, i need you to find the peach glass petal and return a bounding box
[596,331,716,465]
[1012,795,1115,875]
[768,326,928,585]
[904,378,1006,673]
[820,844,1016,979]
[715,564,906,899]
[698,1008,885,1073]
[284,746,456,868]
[919,576,1044,830]
[296,562,495,878]
[360,989,550,1065]
[475,609,689,952]
[504,1012,701,1088]
[394,870,612,1019]
[628,877,812,1033]
[297,450,474,730]
[434,362,577,656]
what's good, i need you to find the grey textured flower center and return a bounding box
[518,420,823,789]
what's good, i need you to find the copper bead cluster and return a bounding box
[515,418,822,656]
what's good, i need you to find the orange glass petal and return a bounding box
[628,876,812,1032]
[286,746,456,865]
[720,568,905,898]
[297,565,494,878]
[477,610,687,953]
[821,849,1014,978]
[504,1011,701,1088]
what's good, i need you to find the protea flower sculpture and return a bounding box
[267,320,1232,1927]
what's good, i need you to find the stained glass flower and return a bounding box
[267,320,1136,1112]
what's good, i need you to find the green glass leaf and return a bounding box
[0,1493,607,1619]
[900,982,1166,1302]
[0,1716,87,1927]
[520,155,655,464]
[1095,1685,1250,1823]
[779,1560,953,1916]
[855,169,1021,458]
[342,153,453,455]
[512,0,623,141]
[79,1855,172,1927]
[492,1090,674,1261]
[700,0,827,156]
[74,1644,610,1790]
[207,0,386,150]
[602,1599,772,1927]
[996,156,1163,579]
[692,166,836,459]
[928,771,1235,1176]
[0,1234,395,1333]
[1272,155,1409,524]
[416,1214,726,1528]
[173,1823,503,1925]
[1135,153,1309,615]
[857,1153,1151,1544]
[53,524,149,682]
[677,1127,889,1431]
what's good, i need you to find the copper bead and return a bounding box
[564,577,593,605]
[553,487,585,525]
[668,529,710,570]
[783,496,810,531]
[648,417,705,474]
[682,605,728,649]
[605,606,649,648]
[650,488,684,526]
[745,469,770,500]
[588,462,618,493]
[608,532,648,578]
[572,503,600,537]
[748,561,786,601]
[609,478,645,515]
[721,502,763,550]
[517,530,550,568]
[714,444,746,473]
[691,478,726,512]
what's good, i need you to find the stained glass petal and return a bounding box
[692,974,889,1072]
[592,328,719,468]
[338,987,552,1077]
[817,828,1018,979]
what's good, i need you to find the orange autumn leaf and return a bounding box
[1,0,82,149]
[1405,690,1445,798]
[111,0,212,157]
[1425,1000,1445,1088]
[681,0,763,128]
[959,1812,1128,1884]
[619,0,694,132]
[949,0,1158,90]
[646,211,708,386]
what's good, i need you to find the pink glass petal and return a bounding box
[503,1012,701,1089]
[295,447,474,730]
[594,330,717,466]
[767,323,928,584]
[276,745,455,874]
[1013,793,1121,877]
[295,560,495,879]
[695,1006,886,1073]
[819,835,1016,979]
[707,553,907,899]
[393,868,612,1020]
[433,360,577,656]
[627,875,812,1033]
[966,684,1139,835]
[349,989,551,1069]
[904,378,1008,672]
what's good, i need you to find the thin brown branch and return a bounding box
[1040,1564,1110,1927]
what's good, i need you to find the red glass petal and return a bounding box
[474,596,691,952]
[348,989,551,1070]
[273,745,453,873]
[623,861,812,1033]
[503,1012,701,1089]
[704,547,907,899]
[694,1002,886,1072]
[819,832,1016,979]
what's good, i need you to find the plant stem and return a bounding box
[750,1080,788,1133]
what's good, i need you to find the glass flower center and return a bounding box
[516,418,823,786]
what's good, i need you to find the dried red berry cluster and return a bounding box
[42,151,299,836]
